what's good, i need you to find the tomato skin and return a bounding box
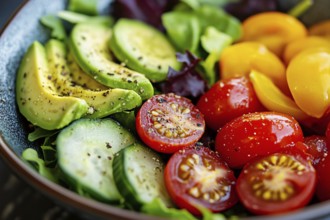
[215,112,304,169]
[315,153,330,201]
[236,151,316,215]
[164,146,238,215]
[196,76,264,131]
[304,135,329,166]
[136,93,205,154]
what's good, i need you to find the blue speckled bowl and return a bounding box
[1,0,330,219]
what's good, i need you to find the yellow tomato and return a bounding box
[309,20,330,39]
[287,47,330,118]
[241,12,307,56]
[220,42,289,95]
[249,70,308,121]
[283,36,330,65]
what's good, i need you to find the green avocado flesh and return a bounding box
[16,42,89,130]
[69,22,154,100]
[45,39,142,119]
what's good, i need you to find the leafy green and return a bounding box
[41,145,57,167]
[68,0,98,15]
[199,206,226,220]
[201,27,232,54]
[28,127,59,142]
[195,5,241,41]
[40,15,67,40]
[141,198,197,220]
[162,11,201,54]
[58,11,114,26]
[111,111,137,134]
[179,0,239,9]
[200,27,232,85]
[21,148,59,183]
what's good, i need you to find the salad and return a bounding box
[17,0,330,219]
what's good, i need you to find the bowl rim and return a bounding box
[1,1,330,220]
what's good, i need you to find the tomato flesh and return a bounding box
[236,151,316,215]
[215,112,304,169]
[196,76,264,131]
[164,146,238,215]
[136,93,205,153]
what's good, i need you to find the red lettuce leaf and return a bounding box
[159,51,208,100]
[110,0,178,30]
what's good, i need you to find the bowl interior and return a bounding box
[1,0,330,219]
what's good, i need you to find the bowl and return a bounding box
[1,0,330,219]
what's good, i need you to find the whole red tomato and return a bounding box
[215,112,304,169]
[315,153,330,201]
[196,76,264,131]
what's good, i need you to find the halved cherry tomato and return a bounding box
[220,42,289,95]
[287,47,330,118]
[215,112,304,169]
[196,76,264,131]
[283,36,330,65]
[136,93,205,153]
[315,153,330,201]
[164,146,238,215]
[304,135,329,166]
[241,12,307,56]
[236,150,316,215]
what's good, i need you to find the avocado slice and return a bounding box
[16,42,89,130]
[45,39,142,119]
[69,22,154,100]
[66,50,108,90]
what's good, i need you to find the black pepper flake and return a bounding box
[127,79,132,83]
[106,142,112,149]
[81,36,86,40]
[87,153,91,156]
[23,72,27,78]
[107,72,114,76]
[137,56,143,61]
[107,156,112,160]
[47,75,52,80]
[197,123,202,127]
[98,155,101,159]
[102,91,110,97]
[157,65,162,70]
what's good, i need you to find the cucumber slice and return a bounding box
[69,22,154,100]
[56,118,137,203]
[113,143,172,210]
[110,19,181,83]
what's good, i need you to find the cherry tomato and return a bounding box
[220,42,289,95]
[215,112,304,169]
[304,135,329,166]
[136,93,205,154]
[196,76,264,131]
[283,36,330,65]
[164,146,238,215]
[241,12,307,56]
[315,153,330,201]
[236,150,316,215]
